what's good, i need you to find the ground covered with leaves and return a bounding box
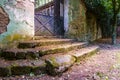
[0,38,120,80]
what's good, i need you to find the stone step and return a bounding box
[33,36,64,40]
[0,59,46,76]
[70,45,99,61]
[0,45,99,77]
[1,42,88,60]
[42,45,99,76]
[18,38,75,49]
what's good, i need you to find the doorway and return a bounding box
[34,0,64,36]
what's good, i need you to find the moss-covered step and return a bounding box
[1,48,40,60]
[42,45,99,76]
[33,36,64,40]
[0,60,11,77]
[0,45,99,77]
[37,42,88,56]
[1,42,88,60]
[18,39,75,48]
[0,59,46,76]
[45,55,76,76]
[70,45,99,62]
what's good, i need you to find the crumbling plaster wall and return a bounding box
[66,0,102,41]
[0,0,34,47]
[0,7,9,34]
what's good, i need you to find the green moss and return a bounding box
[39,48,67,56]
[0,0,34,48]
[49,57,59,67]
[1,51,16,60]
[11,63,19,67]
[67,0,87,41]
[0,67,11,77]
[32,66,46,75]
[45,55,76,76]
[45,58,59,76]
[76,48,99,62]
[67,0,101,41]
[11,66,32,75]
[0,33,32,49]
[3,33,31,42]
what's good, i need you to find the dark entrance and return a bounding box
[35,0,64,36]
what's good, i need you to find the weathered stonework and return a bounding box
[0,0,34,48]
[0,7,9,34]
[66,0,101,41]
[86,12,101,41]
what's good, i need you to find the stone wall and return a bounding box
[66,0,101,41]
[86,12,101,41]
[0,0,34,48]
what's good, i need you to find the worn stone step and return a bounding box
[1,42,88,60]
[42,45,99,76]
[18,38,75,48]
[0,45,99,77]
[33,36,64,40]
[45,55,76,76]
[0,59,46,76]
[70,45,99,61]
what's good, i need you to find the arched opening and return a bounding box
[0,7,9,34]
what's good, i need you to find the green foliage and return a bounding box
[84,0,112,37]
[84,0,120,39]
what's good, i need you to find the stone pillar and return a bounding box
[0,0,34,47]
[64,0,69,33]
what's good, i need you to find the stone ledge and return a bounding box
[0,59,46,76]
[1,42,88,60]
[18,39,75,48]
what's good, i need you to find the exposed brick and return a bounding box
[0,7,9,34]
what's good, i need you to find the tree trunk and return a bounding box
[112,26,117,44]
[111,14,117,45]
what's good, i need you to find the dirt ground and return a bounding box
[0,38,120,80]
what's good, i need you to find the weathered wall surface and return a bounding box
[86,12,101,41]
[0,7,9,34]
[0,0,34,48]
[66,0,101,41]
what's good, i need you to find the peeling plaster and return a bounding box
[0,0,34,47]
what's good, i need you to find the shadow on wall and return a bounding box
[117,26,120,36]
[0,7,9,34]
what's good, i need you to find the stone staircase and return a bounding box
[0,36,99,77]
